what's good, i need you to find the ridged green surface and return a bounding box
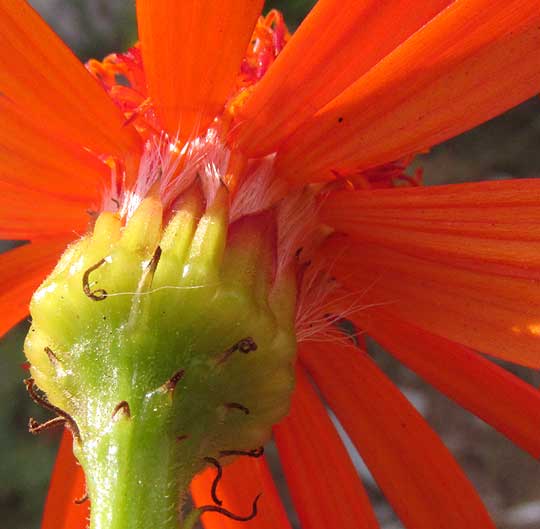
[25,195,296,529]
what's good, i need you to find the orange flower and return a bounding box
[2,1,540,528]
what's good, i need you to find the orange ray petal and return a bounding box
[42,429,88,529]
[273,364,379,529]
[0,0,140,158]
[320,180,540,366]
[300,342,496,529]
[0,99,108,200]
[137,0,263,140]
[234,0,453,156]
[191,454,291,529]
[0,239,68,337]
[0,181,93,240]
[275,0,540,184]
[354,309,540,457]
[323,179,540,278]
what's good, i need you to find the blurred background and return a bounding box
[2,1,540,528]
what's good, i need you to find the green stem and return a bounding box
[77,386,192,529]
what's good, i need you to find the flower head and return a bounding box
[2,1,540,528]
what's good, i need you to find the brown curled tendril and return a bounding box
[203,447,264,507]
[74,493,89,505]
[217,337,258,364]
[28,416,66,435]
[203,457,224,506]
[82,258,108,301]
[225,402,250,415]
[24,378,81,442]
[198,493,262,522]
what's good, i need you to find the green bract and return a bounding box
[24,190,297,529]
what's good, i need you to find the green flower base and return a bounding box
[25,191,296,529]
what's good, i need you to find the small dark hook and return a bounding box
[198,493,262,522]
[82,258,108,301]
[218,337,257,364]
[28,416,66,435]
[225,402,250,415]
[203,457,224,506]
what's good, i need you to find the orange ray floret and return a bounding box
[0,0,140,158]
[273,365,379,529]
[0,181,92,240]
[353,309,540,457]
[328,241,540,368]
[136,0,263,141]
[301,343,496,529]
[320,179,540,366]
[275,0,540,184]
[323,179,540,279]
[0,240,69,337]
[233,0,453,156]
[0,99,108,201]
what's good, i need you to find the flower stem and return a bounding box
[80,401,185,529]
